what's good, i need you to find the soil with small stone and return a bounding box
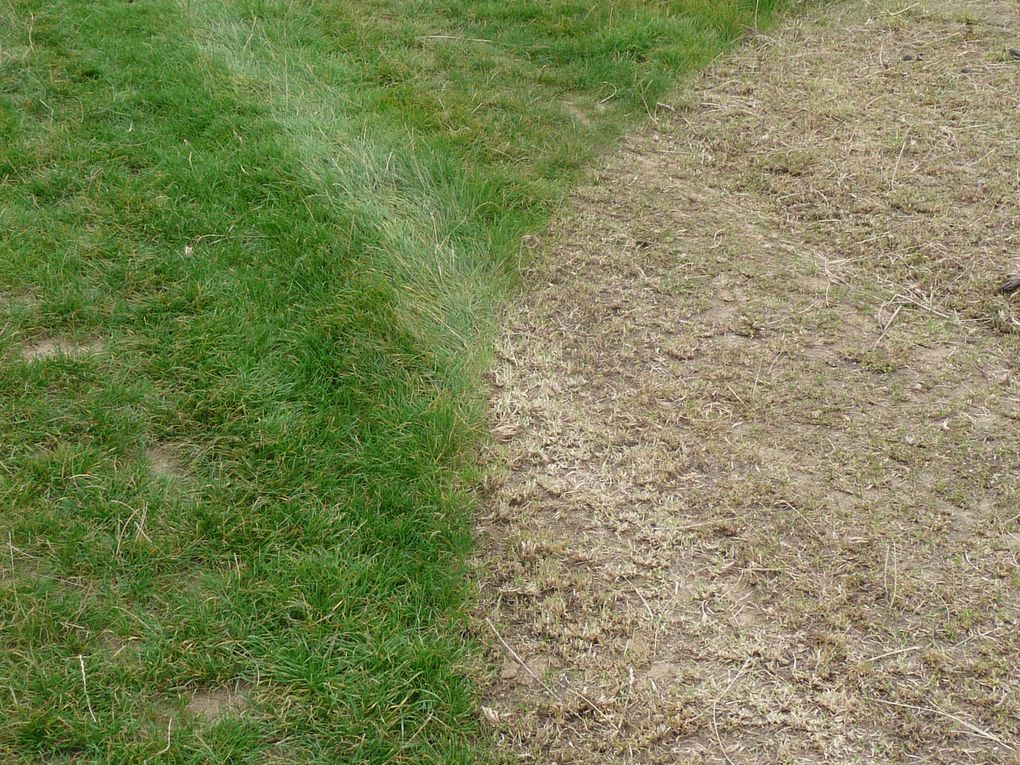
[475,1,1020,763]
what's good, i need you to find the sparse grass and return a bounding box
[478,0,1020,761]
[0,0,785,762]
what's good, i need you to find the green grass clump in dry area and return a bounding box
[0,1,783,761]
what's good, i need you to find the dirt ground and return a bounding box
[474,1,1020,762]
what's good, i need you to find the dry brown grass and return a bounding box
[474,1,1020,762]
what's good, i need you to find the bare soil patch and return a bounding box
[185,682,250,721]
[476,1,1020,762]
[146,445,187,480]
[1,292,38,311]
[21,337,105,361]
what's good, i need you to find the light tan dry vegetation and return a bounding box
[20,337,105,361]
[475,1,1020,762]
[185,682,250,721]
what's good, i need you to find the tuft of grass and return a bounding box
[0,0,785,761]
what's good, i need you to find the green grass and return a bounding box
[0,1,785,761]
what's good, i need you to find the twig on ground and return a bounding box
[79,655,97,723]
[873,302,903,350]
[153,718,173,759]
[485,618,563,703]
[485,618,621,732]
[872,697,1015,751]
[885,3,920,17]
[890,130,911,190]
[419,35,492,44]
[868,645,921,662]
[712,659,752,765]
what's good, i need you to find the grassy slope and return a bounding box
[0,1,783,762]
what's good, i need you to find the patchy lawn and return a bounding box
[0,1,786,762]
[478,0,1020,761]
